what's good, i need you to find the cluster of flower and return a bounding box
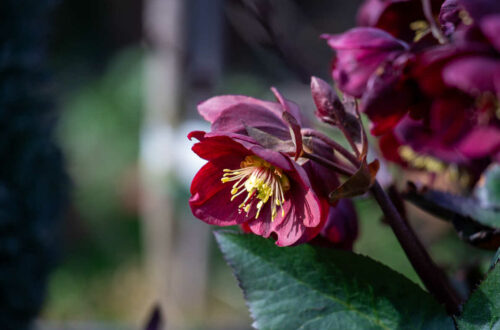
[188,0,500,248]
[325,0,500,179]
[188,87,358,247]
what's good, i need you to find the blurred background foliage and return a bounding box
[44,49,144,321]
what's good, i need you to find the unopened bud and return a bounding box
[310,76,346,123]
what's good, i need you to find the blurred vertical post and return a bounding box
[169,0,224,322]
[141,0,184,324]
[142,0,224,326]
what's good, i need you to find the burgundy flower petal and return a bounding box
[358,0,442,42]
[247,181,323,246]
[442,56,500,95]
[189,132,327,246]
[325,27,409,52]
[211,103,290,140]
[495,70,500,95]
[412,45,465,97]
[244,158,324,246]
[393,113,470,164]
[357,0,390,27]
[198,95,284,123]
[320,199,359,250]
[458,0,500,21]
[480,14,500,53]
[428,95,470,137]
[323,27,409,97]
[379,131,407,165]
[199,94,303,127]
[191,133,252,162]
[458,127,500,158]
[190,159,257,226]
[361,58,415,135]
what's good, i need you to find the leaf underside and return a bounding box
[215,231,453,330]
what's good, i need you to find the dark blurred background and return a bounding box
[0,0,491,329]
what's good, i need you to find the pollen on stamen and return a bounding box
[221,155,290,221]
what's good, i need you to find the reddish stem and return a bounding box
[301,129,359,166]
[421,0,447,44]
[302,153,355,177]
[370,182,462,314]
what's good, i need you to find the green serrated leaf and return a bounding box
[477,165,500,208]
[491,248,500,271]
[215,231,454,330]
[456,264,500,329]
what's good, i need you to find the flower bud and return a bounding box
[310,76,346,123]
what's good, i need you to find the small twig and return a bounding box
[301,128,360,167]
[302,153,355,177]
[326,114,361,158]
[421,0,448,44]
[354,100,368,158]
[239,0,312,83]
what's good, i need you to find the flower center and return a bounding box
[221,155,290,221]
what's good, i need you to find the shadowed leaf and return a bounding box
[456,263,500,329]
[329,159,379,203]
[215,230,453,330]
[403,183,500,250]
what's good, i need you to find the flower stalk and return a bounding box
[301,128,360,166]
[310,81,463,313]
[370,181,462,315]
[421,0,448,44]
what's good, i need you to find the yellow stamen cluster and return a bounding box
[399,146,471,187]
[410,20,430,42]
[399,146,446,173]
[221,155,290,221]
[459,10,473,25]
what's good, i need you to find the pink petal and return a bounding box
[458,127,500,158]
[443,56,500,95]
[211,103,290,140]
[480,14,500,53]
[198,95,284,123]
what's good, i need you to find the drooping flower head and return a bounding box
[322,27,410,98]
[358,0,443,42]
[189,87,359,247]
[189,131,327,246]
[325,0,500,178]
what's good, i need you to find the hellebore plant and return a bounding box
[188,0,500,328]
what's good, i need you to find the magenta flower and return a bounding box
[197,87,347,198]
[358,0,443,42]
[197,93,303,140]
[320,199,359,250]
[189,86,363,246]
[188,131,327,246]
[441,13,500,97]
[323,27,409,98]
[323,0,500,175]
[443,56,500,95]
[388,92,500,167]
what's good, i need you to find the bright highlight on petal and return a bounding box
[221,155,290,221]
